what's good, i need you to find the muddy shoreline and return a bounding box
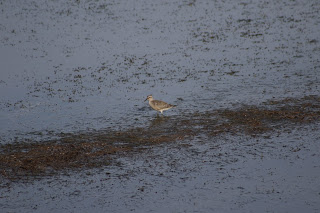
[1,95,319,182]
[1,0,320,212]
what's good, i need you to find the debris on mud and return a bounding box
[0,96,319,181]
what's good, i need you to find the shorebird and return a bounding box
[145,95,177,114]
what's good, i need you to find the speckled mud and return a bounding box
[0,0,320,212]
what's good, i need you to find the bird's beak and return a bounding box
[144,98,148,102]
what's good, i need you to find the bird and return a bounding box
[145,95,177,114]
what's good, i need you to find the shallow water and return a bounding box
[1,0,319,142]
[1,125,319,213]
[0,0,320,212]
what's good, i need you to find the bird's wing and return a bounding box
[153,100,172,108]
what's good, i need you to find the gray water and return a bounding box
[1,0,319,142]
[0,0,320,212]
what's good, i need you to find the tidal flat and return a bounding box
[0,0,320,212]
